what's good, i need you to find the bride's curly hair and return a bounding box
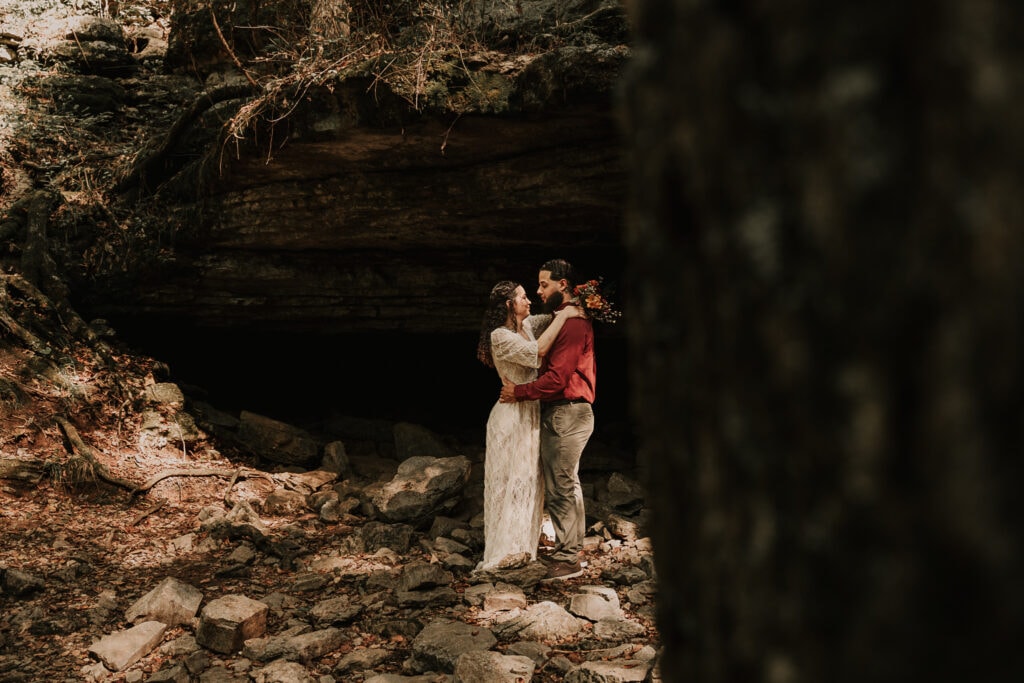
[477,280,520,367]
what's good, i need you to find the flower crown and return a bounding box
[572,277,622,324]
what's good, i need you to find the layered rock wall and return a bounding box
[84,0,631,335]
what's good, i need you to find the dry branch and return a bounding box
[210,7,260,89]
[129,498,166,526]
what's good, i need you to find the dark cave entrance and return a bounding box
[107,317,635,453]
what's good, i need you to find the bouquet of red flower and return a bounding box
[573,277,622,324]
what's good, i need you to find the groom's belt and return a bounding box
[544,397,591,408]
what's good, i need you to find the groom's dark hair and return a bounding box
[541,258,576,288]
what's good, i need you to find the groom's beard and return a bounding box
[542,290,565,314]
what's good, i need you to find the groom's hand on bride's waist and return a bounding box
[499,376,517,403]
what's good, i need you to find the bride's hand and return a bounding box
[560,304,586,319]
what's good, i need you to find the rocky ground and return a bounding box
[0,271,661,682]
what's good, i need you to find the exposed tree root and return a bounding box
[0,303,51,356]
[224,466,242,506]
[114,84,257,196]
[130,466,273,498]
[55,417,138,492]
[0,456,45,483]
[20,191,59,293]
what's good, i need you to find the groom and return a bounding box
[500,258,595,581]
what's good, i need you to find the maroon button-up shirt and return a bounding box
[513,303,596,403]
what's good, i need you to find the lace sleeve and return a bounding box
[525,314,553,337]
[490,328,541,369]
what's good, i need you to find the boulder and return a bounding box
[124,576,203,627]
[196,594,269,654]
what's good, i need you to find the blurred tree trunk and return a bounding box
[622,2,1024,682]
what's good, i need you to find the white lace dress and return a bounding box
[478,315,551,570]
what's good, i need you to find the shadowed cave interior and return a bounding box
[107,316,635,460]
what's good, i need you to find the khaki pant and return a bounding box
[540,402,594,562]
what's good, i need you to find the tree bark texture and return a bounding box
[622,2,1024,681]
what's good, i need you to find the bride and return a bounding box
[474,280,581,570]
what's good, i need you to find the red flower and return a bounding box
[573,277,621,324]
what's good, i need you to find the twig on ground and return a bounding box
[129,498,166,526]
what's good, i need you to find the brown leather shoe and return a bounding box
[540,559,584,582]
